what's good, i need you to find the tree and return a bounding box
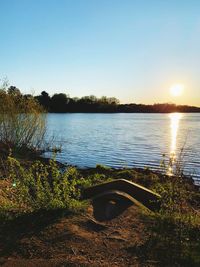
[51,93,69,112]
[35,91,51,111]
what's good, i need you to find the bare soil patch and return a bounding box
[0,203,154,266]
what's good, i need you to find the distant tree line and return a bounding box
[6,87,200,113]
[117,103,200,113]
[34,90,200,113]
[34,91,120,113]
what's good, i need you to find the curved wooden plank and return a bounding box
[92,190,150,211]
[82,179,160,211]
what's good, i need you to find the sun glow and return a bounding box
[170,84,184,96]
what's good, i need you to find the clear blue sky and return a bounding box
[1,0,200,106]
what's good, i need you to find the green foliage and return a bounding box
[0,158,117,220]
[137,212,200,266]
[139,152,200,265]
[95,163,112,174]
[155,151,199,216]
[0,150,199,266]
[0,155,88,219]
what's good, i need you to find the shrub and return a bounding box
[0,157,122,220]
[0,154,90,219]
[0,81,46,154]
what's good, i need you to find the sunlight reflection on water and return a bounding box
[168,113,182,176]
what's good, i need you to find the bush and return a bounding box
[0,155,89,219]
[0,81,46,154]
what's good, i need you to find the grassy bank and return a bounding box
[1,153,199,220]
[0,152,200,265]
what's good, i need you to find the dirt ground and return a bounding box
[0,200,158,267]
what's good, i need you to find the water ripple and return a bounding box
[44,113,200,184]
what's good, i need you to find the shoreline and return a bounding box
[39,153,200,187]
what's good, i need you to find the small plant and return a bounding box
[95,164,112,174]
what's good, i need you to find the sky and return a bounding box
[0,0,200,106]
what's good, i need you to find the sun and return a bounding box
[170,84,184,96]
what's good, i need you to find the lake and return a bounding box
[44,113,200,185]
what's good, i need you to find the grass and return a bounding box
[0,150,200,265]
[1,152,199,218]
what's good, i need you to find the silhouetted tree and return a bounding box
[35,91,51,111]
[50,93,69,113]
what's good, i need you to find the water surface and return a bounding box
[44,113,200,184]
